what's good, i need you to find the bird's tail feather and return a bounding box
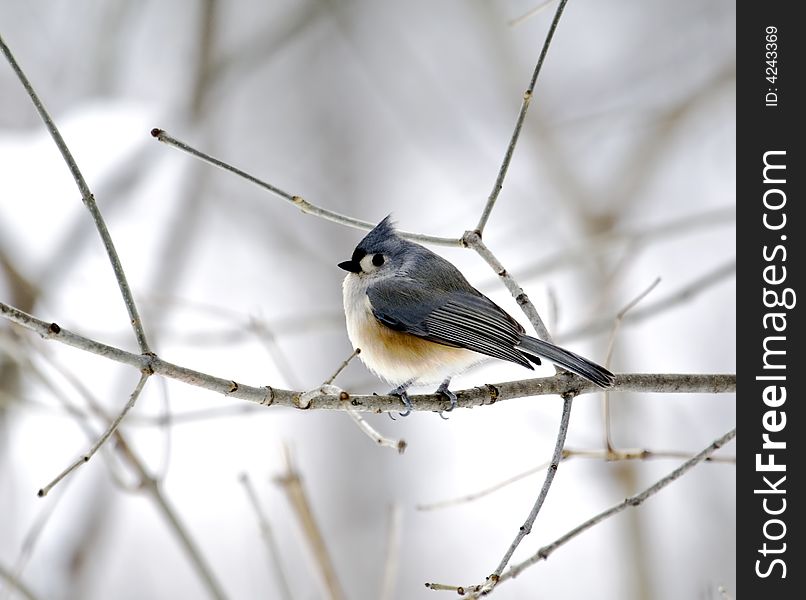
[516,336,615,388]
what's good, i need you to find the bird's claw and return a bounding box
[436,384,457,419]
[388,388,412,418]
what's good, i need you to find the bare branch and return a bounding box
[150,129,462,247]
[427,429,736,596]
[604,277,662,367]
[379,505,403,600]
[342,402,407,453]
[0,33,150,354]
[476,0,569,234]
[2,300,736,413]
[323,348,360,385]
[497,428,737,587]
[37,372,150,497]
[483,393,574,595]
[275,447,345,600]
[311,350,406,452]
[239,474,294,600]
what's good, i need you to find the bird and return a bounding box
[338,216,615,415]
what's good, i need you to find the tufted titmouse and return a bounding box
[338,217,615,415]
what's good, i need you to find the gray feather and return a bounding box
[368,279,533,368]
[516,336,615,387]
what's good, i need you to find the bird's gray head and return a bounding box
[338,216,411,279]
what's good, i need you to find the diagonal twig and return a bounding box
[150,129,462,247]
[275,447,344,600]
[475,0,569,234]
[482,393,574,595]
[37,371,150,497]
[497,428,736,586]
[0,33,150,354]
[239,474,294,600]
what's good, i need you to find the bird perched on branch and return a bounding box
[338,217,614,415]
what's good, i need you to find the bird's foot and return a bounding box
[436,381,457,420]
[388,385,413,418]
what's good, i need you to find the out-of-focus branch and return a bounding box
[2,298,736,412]
[508,0,554,27]
[475,0,568,234]
[417,446,734,511]
[239,474,294,600]
[275,447,345,600]
[0,33,150,354]
[7,331,228,600]
[150,129,462,247]
[379,504,402,600]
[0,564,40,600]
[501,206,734,285]
[558,259,735,343]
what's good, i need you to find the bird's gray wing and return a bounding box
[367,279,533,368]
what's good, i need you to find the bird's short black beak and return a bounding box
[338,260,361,273]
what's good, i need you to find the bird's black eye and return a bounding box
[372,254,385,267]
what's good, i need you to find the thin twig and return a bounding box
[150,129,461,247]
[275,447,345,600]
[327,349,407,452]
[475,0,569,234]
[323,348,360,385]
[481,393,575,595]
[508,0,554,28]
[604,277,662,367]
[425,582,464,593]
[496,428,737,586]
[417,446,734,511]
[379,504,403,600]
[37,372,151,497]
[417,459,553,511]
[0,33,150,354]
[239,474,294,600]
[343,403,407,453]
